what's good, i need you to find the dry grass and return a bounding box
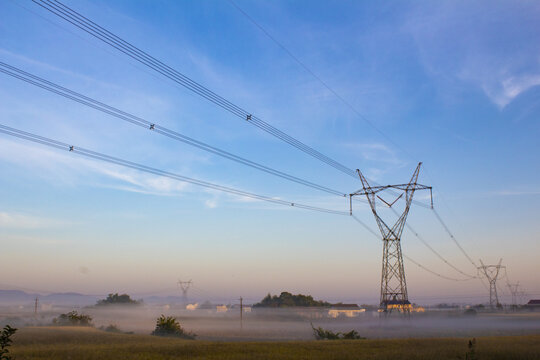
[11,326,540,360]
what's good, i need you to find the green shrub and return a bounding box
[311,323,365,340]
[151,315,195,339]
[101,324,122,333]
[0,325,17,360]
[342,329,365,340]
[53,311,93,326]
[465,338,477,360]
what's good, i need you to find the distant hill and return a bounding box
[0,290,37,303]
[0,290,99,306]
[253,292,331,308]
[0,289,194,306]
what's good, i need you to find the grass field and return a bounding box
[10,326,540,360]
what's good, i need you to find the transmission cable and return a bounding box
[0,61,352,198]
[0,122,475,283]
[32,0,358,179]
[226,0,413,160]
[0,123,349,216]
[432,208,478,268]
[225,0,486,267]
[350,214,471,282]
[387,207,477,279]
[31,0,432,209]
[31,0,475,264]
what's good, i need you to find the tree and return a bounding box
[53,311,93,326]
[96,293,140,306]
[253,291,330,308]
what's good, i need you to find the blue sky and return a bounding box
[0,0,539,304]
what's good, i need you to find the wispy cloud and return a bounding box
[459,67,540,109]
[342,142,407,181]
[405,1,540,109]
[490,190,540,197]
[0,212,67,229]
[0,48,119,92]
[493,74,540,108]
[204,199,218,209]
[0,137,190,197]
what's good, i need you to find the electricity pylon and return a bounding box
[477,259,505,309]
[506,282,520,309]
[178,279,192,305]
[350,162,432,313]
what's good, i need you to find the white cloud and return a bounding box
[491,190,540,197]
[459,67,540,109]
[0,137,190,197]
[493,75,540,108]
[0,211,66,229]
[342,142,407,181]
[405,1,540,109]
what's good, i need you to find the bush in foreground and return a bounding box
[99,324,134,335]
[0,325,17,360]
[311,323,365,340]
[101,324,122,333]
[465,338,477,360]
[151,315,195,339]
[53,311,93,327]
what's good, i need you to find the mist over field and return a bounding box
[1,299,539,341]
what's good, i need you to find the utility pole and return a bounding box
[477,259,505,310]
[350,162,432,314]
[177,279,193,306]
[239,297,243,330]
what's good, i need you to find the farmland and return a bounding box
[10,326,540,360]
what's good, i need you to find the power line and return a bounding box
[0,61,351,198]
[226,0,412,160]
[27,0,484,290]
[0,121,486,288]
[230,1,484,289]
[403,255,472,282]
[32,0,359,179]
[30,0,431,211]
[350,214,471,282]
[0,120,473,285]
[225,0,486,279]
[432,208,478,268]
[0,123,349,216]
[389,207,477,279]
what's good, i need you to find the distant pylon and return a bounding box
[350,163,432,313]
[178,279,192,304]
[477,259,505,309]
[506,282,520,308]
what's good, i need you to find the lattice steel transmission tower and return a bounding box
[506,282,520,309]
[350,162,432,313]
[178,279,193,305]
[477,259,505,309]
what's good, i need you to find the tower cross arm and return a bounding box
[350,183,432,196]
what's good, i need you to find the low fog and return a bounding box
[1,301,539,341]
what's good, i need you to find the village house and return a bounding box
[328,304,365,318]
